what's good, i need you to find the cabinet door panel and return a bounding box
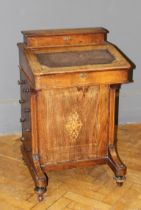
[37,85,109,165]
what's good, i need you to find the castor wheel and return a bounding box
[35,186,46,202]
[38,194,44,202]
[116,182,123,187]
[113,176,126,186]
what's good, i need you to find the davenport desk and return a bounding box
[18,27,133,201]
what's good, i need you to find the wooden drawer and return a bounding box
[36,69,129,89]
[23,28,107,48]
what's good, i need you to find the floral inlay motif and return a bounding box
[65,111,82,142]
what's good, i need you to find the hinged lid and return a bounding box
[22,27,108,37]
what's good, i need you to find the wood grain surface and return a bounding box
[22,27,107,48]
[37,85,109,165]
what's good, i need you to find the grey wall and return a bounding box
[0,0,140,134]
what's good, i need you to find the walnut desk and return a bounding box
[18,27,133,201]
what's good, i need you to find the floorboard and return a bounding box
[0,124,141,210]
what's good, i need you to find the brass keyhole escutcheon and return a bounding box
[63,36,71,41]
[80,73,87,79]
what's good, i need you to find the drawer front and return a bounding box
[19,71,31,152]
[25,33,105,48]
[37,85,109,165]
[36,70,129,89]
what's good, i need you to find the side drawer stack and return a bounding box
[19,70,32,153]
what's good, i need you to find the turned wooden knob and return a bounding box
[24,128,31,132]
[24,108,30,113]
[18,80,26,85]
[23,88,32,93]
[19,99,25,104]
[20,117,26,123]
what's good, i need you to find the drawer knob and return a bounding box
[23,88,31,93]
[24,108,30,113]
[20,117,26,123]
[18,80,26,85]
[19,99,25,104]
[24,128,31,132]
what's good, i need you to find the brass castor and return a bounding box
[114,176,126,186]
[38,194,44,202]
[35,186,47,202]
[117,182,123,187]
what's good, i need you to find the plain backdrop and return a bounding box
[0,0,140,134]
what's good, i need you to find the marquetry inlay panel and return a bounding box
[65,111,83,142]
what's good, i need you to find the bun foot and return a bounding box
[114,176,126,186]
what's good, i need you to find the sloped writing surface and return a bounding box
[36,49,115,68]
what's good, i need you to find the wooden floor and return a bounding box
[0,124,141,210]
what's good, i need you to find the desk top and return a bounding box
[18,27,132,76]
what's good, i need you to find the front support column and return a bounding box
[30,92,48,201]
[107,85,127,186]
